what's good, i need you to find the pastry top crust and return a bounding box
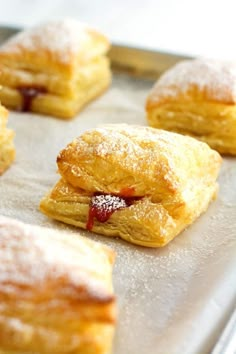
[0,18,110,76]
[57,124,221,203]
[146,59,236,108]
[0,216,115,322]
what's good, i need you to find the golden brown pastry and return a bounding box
[0,215,116,354]
[0,104,15,174]
[40,124,221,247]
[146,59,236,155]
[0,19,111,119]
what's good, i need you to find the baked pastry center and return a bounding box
[0,18,111,119]
[87,193,140,230]
[40,124,221,247]
[146,58,236,155]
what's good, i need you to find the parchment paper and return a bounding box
[0,74,236,354]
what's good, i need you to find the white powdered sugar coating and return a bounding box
[83,124,186,160]
[76,124,203,182]
[149,59,236,104]
[0,75,235,354]
[0,215,112,300]
[0,18,91,63]
[62,123,214,199]
[91,194,127,214]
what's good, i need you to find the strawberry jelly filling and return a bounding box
[86,193,139,231]
[18,86,46,111]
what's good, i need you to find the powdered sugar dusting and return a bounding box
[0,215,113,301]
[90,124,204,157]
[0,19,91,63]
[0,74,235,354]
[92,194,127,214]
[62,123,215,199]
[149,59,236,104]
[87,194,129,230]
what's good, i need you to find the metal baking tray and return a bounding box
[0,25,235,354]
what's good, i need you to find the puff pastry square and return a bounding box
[0,104,15,174]
[40,124,221,247]
[0,215,116,354]
[146,59,236,155]
[0,19,111,119]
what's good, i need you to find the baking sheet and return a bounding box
[0,73,235,354]
[109,43,189,78]
[0,29,235,354]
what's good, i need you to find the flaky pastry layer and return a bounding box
[0,19,110,76]
[0,19,111,119]
[0,129,15,175]
[0,105,15,174]
[0,57,110,97]
[0,62,111,119]
[40,177,217,247]
[0,216,116,354]
[146,59,236,155]
[40,124,221,247]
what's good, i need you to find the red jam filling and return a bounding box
[86,192,139,231]
[119,187,135,197]
[17,86,46,112]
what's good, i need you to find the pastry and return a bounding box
[40,124,221,247]
[0,104,15,174]
[0,19,111,119]
[146,59,236,155]
[0,215,116,354]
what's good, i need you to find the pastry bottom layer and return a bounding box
[147,102,236,155]
[0,317,113,354]
[0,129,15,175]
[0,67,111,119]
[40,179,217,247]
